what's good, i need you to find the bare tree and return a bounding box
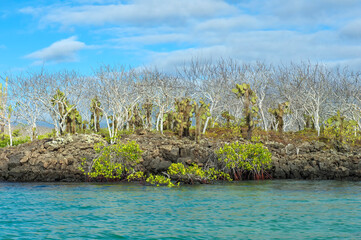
[94,65,141,143]
[10,73,45,140]
[24,69,86,136]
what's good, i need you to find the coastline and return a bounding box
[1,133,360,182]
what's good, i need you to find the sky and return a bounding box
[1,0,361,74]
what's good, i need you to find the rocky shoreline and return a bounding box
[0,133,360,182]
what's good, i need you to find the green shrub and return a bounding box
[0,134,30,148]
[38,130,56,140]
[127,171,145,181]
[147,163,231,187]
[12,129,21,137]
[13,137,30,146]
[146,174,176,187]
[216,142,272,180]
[168,163,219,182]
[80,140,143,181]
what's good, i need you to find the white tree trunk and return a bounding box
[94,114,97,132]
[159,107,164,134]
[52,116,60,137]
[314,110,320,136]
[156,113,161,132]
[31,121,37,141]
[259,106,268,131]
[8,121,12,146]
[202,116,210,134]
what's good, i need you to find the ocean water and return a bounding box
[0,180,360,239]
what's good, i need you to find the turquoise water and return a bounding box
[0,181,360,239]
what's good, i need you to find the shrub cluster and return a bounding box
[216,142,272,180]
[81,140,272,186]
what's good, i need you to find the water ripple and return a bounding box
[0,180,360,239]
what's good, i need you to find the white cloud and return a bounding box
[148,30,361,71]
[25,36,86,64]
[18,0,361,70]
[22,0,237,27]
[340,19,361,40]
[113,33,190,46]
[0,45,5,49]
[244,0,360,27]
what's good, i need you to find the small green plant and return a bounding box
[0,134,30,148]
[12,129,21,137]
[216,142,272,180]
[251,135,261,143]
[146,174,177,187]
[127,171,145,181]
[38,130,56,140]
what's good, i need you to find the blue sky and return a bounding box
[1,0,361,74]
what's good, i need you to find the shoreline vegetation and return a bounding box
[1,60,361,184]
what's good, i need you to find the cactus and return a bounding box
[82,120,89,132]
[129,104,143,129]
[63,105,82,134]
[174,98,194,137]
[232,83,258,140]
[304,114,315,130]
[325,110,345,142]
[193,100,211,143]
[269,102,290,133]
[51,89,68,135]
[90,96,102,132]
[163,111,176,131]
[221,111,235,128]
[143,100,153,129]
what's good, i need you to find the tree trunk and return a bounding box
[0,124,4,140]
[32,122,37,141]
[8,121,12,146]
[95,111,100,132]
[195,105,201,143]
[202,116,210,134]
[71,116,76,134]
[156,113,161,132]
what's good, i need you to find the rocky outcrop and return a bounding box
[269,141,361,180]
[0,134,105,182]
[0,133,360,182]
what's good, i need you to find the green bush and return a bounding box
[0,134,30,148]
[146,174,176,187]
[12,129,21,137]
[38,130,56,140]
[216,142,272,180]
[145,163,231,187]
[167,163,231,183]
[79,140,143,181]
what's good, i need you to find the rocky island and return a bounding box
[1,132,360,182]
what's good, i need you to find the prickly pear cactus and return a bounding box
[142,100,153,129]
[221,111,235,127]
[269,101,290,133]
[232,83,258,140]
[174,98,194,137]
[193,99,211,143]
